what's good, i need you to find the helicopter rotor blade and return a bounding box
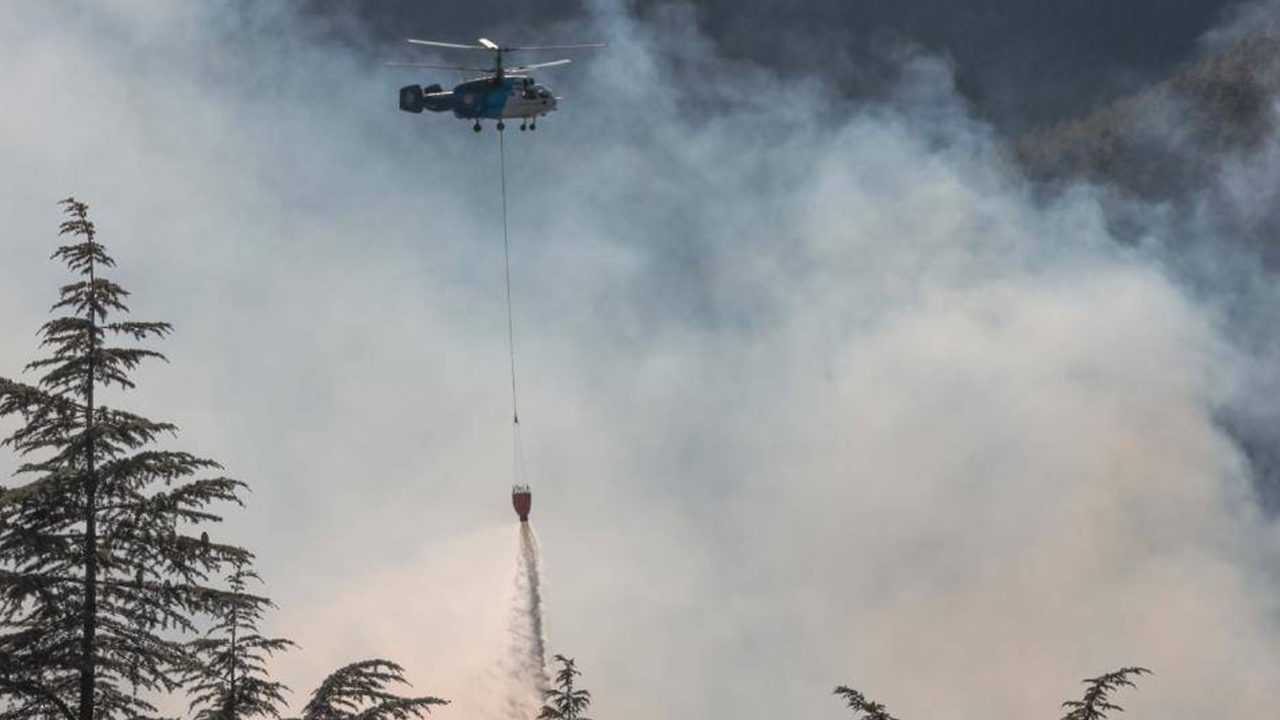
[506,59,572,72]
[406,38,490,50]
[385,62,492,71]
[478,38,501,50]
[503,43,606,51]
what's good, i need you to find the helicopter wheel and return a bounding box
[530,121,537,131]
[497,120,505,131]
[520,122,527,131]
[473,122,482,133]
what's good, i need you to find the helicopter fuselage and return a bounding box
[400,75,558,120]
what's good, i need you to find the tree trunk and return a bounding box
[229,603,238,720]
[78,254,99,720]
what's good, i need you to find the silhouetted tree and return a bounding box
[0,198,250,720]
[295,660,445,720]
[186,558,295,719]
[1060,667,1151,720]
[538,655,591,720]
[833,685,899,720]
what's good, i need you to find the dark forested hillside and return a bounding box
[1017,29,1280,199]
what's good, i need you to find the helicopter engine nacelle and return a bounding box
[399,85,425,113]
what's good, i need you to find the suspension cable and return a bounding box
[498,128,528,483]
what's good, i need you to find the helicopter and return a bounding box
[389,38,604,132]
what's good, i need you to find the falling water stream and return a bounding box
[501,522,549,718]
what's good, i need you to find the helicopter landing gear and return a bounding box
[473,121,482,133]
[520,121,527,131]
[529,120,537,131]
[497,120,505,131]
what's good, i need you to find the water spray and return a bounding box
[499,488,549,719]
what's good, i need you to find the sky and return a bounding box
[3,1,1280,719]
[304,0,1249,134]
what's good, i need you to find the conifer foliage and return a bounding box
[832,685,899,720]
[186,558,295,719]
[1059,667,1151,720]
[0,198,251,720]
[538,655,592,720]
[295,660,446,720]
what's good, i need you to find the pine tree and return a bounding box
[537,655,592,720]
[1060,667,1150,720]
[186,558,295,720]
[0,198,251,720]
[295,660,446,720]
[832,685,899,720]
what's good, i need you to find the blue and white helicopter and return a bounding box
[390,38,604,132]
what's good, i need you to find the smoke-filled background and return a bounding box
[3,0,1280,718]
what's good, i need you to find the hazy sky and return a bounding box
[305,0,1248,133]
[2,1,1280,719]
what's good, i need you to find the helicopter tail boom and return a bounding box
[399,84,452,114]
